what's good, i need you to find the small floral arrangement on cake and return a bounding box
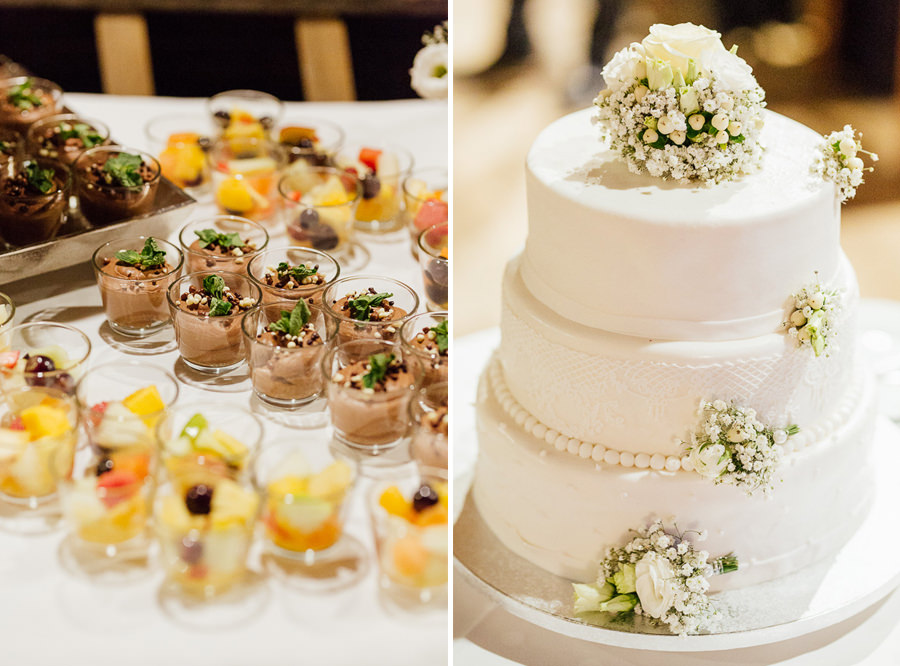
[410,21,448,100]
[573,521,738,635]
[813,125,878,203]
[594,23,765,183]
[683,400,798,494]
[785,278,842,356]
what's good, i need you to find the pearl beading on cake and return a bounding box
[488,355,864,472]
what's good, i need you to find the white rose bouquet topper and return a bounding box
[410,22,448,100]
[594,23,765,183]
[573,521,738,635]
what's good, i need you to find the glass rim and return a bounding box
[166,270,263,320]
[402,166,449,201]
[337,143,415,177]
[73,145,162,189]
[0,75,63,99]
[399,310,449,357]
[73,359,179,414]
[276,116,346,151]
[322,337,424,389]
[277,167,362,207]
[417,222,450,260]
[0,291,15,328]
[368,464,449,513]
[178,215,270,256]
[207,88,284,109]
[245,245,341,292]
[143,111,214,145]
[0,155,72,199]
[26,113,111,145]
[320,275,420,326]
[240,298,328,345]
[207,135,285,174]
[252,439,358,494]
[156,401,263,455]
[91,235,185,281]
[5,321,92,368]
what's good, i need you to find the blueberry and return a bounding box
[299,208,320,229]
[308,224,339,251]
[96,457,115,476]
[412,484,439,512]
[361,174,381,199]
[185,484,214,515]
[213,110,231,126]
[298,137,314,149]
[180,536,204,565]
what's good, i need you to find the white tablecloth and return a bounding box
[0,94,448,666]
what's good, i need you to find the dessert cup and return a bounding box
[157,403,263,482]
[209,136,285,224]
[400,311,448,388]
[369,466,449,602]
[279,166,360,254]
[243,301,330,407]
[0,322,91,395]
[74,146,161,226]
[418,222,449,311]
[0,128,22,169]
[334,142,413,234]
[246,246,340,307]
[0,77,64,134]
[167,271,262,373]
[322,275,419,345]
[0,156,71,246]
[402,167,448,257]
[178,215,269,274]
[92,236,184,336]
[26,114,111,165]
[207,89,283,140]
[144,113,214,191]
[277,116,344,166]
[409,382,448,470]
[323,339,422,452]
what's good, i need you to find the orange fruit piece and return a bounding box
[379,485,411,520]
[392,535,429,577]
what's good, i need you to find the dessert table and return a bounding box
[0,93,448,666]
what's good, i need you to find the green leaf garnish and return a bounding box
[58,122,104,149]
[432,320,448,354]
[208,298,233,316]
[277,261,319,282]
[267,300,311,337]
[348,292,392,321]
[115,237,167,269]
[24,161,55,194]
[194,229,246,249]
[202,274,226,299]
[362,353,394,389]
[7,78,42,110]
[102,152,144,188]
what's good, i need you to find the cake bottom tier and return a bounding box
[473,353,876,590]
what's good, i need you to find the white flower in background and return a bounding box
[641,23,725,79]
[689,443,728,479]
[410,22,448,100]
[813,125,878,203]
[785,278,842,356]
[634,553,678,619]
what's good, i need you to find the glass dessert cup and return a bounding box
[369,467,449,602]
[0,322,91,395]
[178,215,269,274]
[400,311,448,388]
[0,77,64,134]
[155,470,260,598]
[418,222,449,311]
[242,301,330,408]
[0,156,71,247]
[403,167,448,257]
[409,382,448,470]
[0,128,23,169]
[323,339,422,452]
[277,116,344,166]
[246,246,340,307]
[279,166,360,255]
[209,136,285,224]
[167,271,262,373]
[157,403,263,483]
[74,146,161,226]
[144,113,215,191]
[207,89,284,140]
[92,236,184,337]
[322,275,419,345]
[334,143,414,234]
[26,114,111,165]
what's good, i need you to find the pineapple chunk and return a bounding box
[307,460,352,499]
[20,404,71,440]
[122,385,165,417]
[211,479,258,528]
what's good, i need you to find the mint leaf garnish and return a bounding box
[115,237,167,269]
[202,274,226,300]
[432,320,448,354]
[102,152,144,188]
[194,229,245,249]
[59,122,104,149]
[362,353,394,389]
[8,78,42,110]
[268,300,311,337]
[208,298,233,316]
[277,261,319,282]
[24,161,55,194]
[348,292,392,321]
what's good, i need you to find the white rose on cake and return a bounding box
[601,46,646,93]
[634,552,678,619]
[410,43,449,100]
[641,23,725,79]
[701,48,757,92]
[690,443,728,479]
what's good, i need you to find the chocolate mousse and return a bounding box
[186,229,261,273]
[28,116,109,165]
[259,261,327,305]
[0,158,70,246]
[405,320,448,386]
[247,300,326,404]
[330,289,408,343]
[75,149,160,226]
[410,405,449,469]
[0,77,62,134]
[328,351,417,448]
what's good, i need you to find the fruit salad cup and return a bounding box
[156,471,260,597]
[403,167,448,257]
[334,143,413,234]
[246,246,340,307]
[207,89,283,141]
[255,443,355,561]
[370,467,449,600]
[74,146,161,226]
[157,404,263,482]
[26,114,111,165]
[0,156,71,246]
[418,222,449,311]
[409,382,448,470]
[277,117,344,166]
[322,275,419,345]
[0,322,91,395]
[0,77,64,134]
[144,113,215,191]
[400,311,448,388]
[280,166,360,254]
[0,386,78,510]
[178,216,269,274]
[209,136,285,224]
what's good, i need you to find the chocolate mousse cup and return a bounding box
[93,236,184,336]
[246,246,340,307]
[0,77,64,134]
[168,271,261,373]
[178,215,269,273]
[0,129,22,169]
[26,114,111,166]
[409,382,448,470]
[400,311,448,388]
[324,339,422,452]
[322,276,419,346]
[74,146,161,226]
[242,301,330,407]
[0,157,71,246]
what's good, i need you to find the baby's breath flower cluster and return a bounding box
[573,521,738,635]
[813,125,877,203]
[421,21,447,46]
[784,279,842,357]
[410,21,448,100]
[684,400,799,494]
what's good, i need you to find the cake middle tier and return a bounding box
[501,255,858,458]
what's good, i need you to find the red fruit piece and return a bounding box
[288,190,302,202]
[96,470,140,508]
[414,199,449,230]
[358,147,381,172]
[96,469,138,489]
[0,351,20,368]
[7,416,24,431]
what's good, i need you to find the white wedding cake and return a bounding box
[471,24,877,594]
